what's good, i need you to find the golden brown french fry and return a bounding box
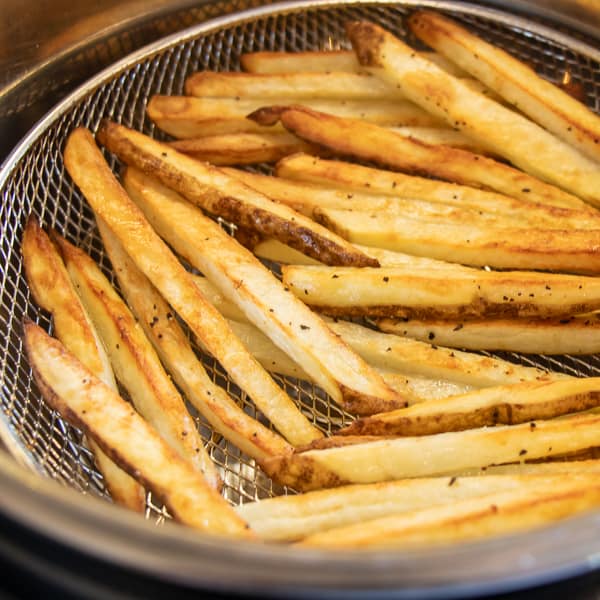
[23,321,251,537]
[147,95,442,139]
[223,168,594,229]
[261,109,589,209]
[453,459,600,478]
[282,264,600,318]
[64,127,319,447]
[21,217,145,512]
[276,154,589,211]
[342,378,600,436]
[123,167,404,416]
[54,233,221,489]
[377,315,600,355]
[237,473,595,542]
[298,477,600,548]
[96,120,378,268]
[409,10,600,163]
[169,132,321,165]
[97,218,293,465]
[184,70,491,101]
[389,126,489,153]
[346,21,600,206]
[262,411,600,490]
[313,208,600,273]
[239,49,468,77]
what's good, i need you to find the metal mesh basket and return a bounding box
[2,0,600,524]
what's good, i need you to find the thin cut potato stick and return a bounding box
[237,473,595,542]
[346,21,600,206]
[313,207,600,273]
[147,95,442,139]
[409,10,600,163]
[282,264,600,318]
[298,478,600,548]
[21,217,145,511]
[170,132,321,165]
[259,108,589,209]
[96,120,378,268]
[192,274,562,388]
[184,71,492,101]
[240,49,469,77]
[389,126,490,153]
[64,127,319,447]
[55,234,221,489]
[262,411,600,490]
[224,168,595,229]
[341,377,600,436]
[275,154,588,211]
[123,167,404,416]
[453,459,600,478]
[377,315,600,355]
[97,218,292,465]
[23,322,251,537]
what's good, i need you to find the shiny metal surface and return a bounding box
[2,0,600,595]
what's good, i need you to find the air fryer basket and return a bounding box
[3,0,600,596]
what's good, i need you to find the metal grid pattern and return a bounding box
[2,1,600,520]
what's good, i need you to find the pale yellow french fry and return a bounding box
[237,473,594,542]
[97,218,293,465]
[147,95,442,139]
[347,21,600,206]
[96,120,377,268]
[55,234,221,489]
[313,207,600,273]
[64,127,319,447]
[24,322,252,538]
[21,217,145,512]
[275,153,589,211]
[123,167,404,416]
[409,10,600,163]
[377,315,600,355]
[282,264,600,318]
[342,377,600,436]
[184,70,491,101]
[224,168,593,228]
[239,49,469,77]
[298,477,600,548]
[454,459,600,477]
[262,411,600,490]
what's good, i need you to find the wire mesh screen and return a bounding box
[2,1,600,521]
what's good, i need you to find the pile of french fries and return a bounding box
[22,10,600,550]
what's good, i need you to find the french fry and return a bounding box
[96,120,378,268]
[21,217,145,511]
[282,264,600,318]
[223,168,595,229]
[184,70,492,101]
[313,208,600,273]
[409,10,600,163]
[192,274,562,389]
[262,411,600,490]
[237,473,595,542]
[453,459,600,478]
[170,132,321,165]
[298,477,600,548]
[239,49,469,77]
[389,126,489,153]
[23,321,251,537]
[64,127,320,447]
[341,378,600,436]
[377,315,600,355]
[97,218,293,465]
[346,21,600,206]
[275,154,589,211]
[54,233,221,489]
[262,110,589,209]
[123,167,404,416]
[147,95,442,139]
